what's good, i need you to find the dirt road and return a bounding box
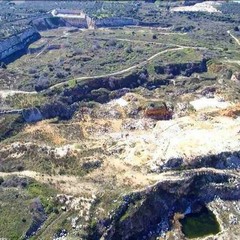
[227,30,240,46]
[49,46,192,90]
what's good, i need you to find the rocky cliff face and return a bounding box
[30,17,67,31]
[61,71,148,104]
[56,59,206,106]
[0,27,40,64]
[94,17,138,28]
[97,170,239,240]
[154,59,207,77]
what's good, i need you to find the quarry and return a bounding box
[0,1,240,240]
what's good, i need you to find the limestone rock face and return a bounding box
[98,170,240,240]
[22,108,43,123]
[40,101,77,120]
[0,27,40,64]
[154,60,207,77]
[231,72,240,83]
[30,17,87,31]
[25,198,47,238]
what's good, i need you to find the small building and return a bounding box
[51,9,94,29]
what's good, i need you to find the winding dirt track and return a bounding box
[227,30,240,46]
[49,46,184,89]
[0,168,238,195]
[0,44,202,94]
[49,44,206,90]
[1,29,237,95]
[0,170,98,195]
[0,90,37,98]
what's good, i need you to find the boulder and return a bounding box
[25,198,47,238]
[231,72,240,83]
[22,107,43,123]
[40,101,76,120]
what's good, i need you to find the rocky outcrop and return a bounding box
[22,107,43,123]
[0,103,75,122]
[0,27,41,64]
[154,59,207,77]
[25,198,47,238]
[39,101,77,120]
[30,17,67,31]
[61,70,148,104]
[184,0,204,6]
[96,170,240,240]
[231,71,240,83]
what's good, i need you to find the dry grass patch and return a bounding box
[24,121,65,145]
[218,103,240,118]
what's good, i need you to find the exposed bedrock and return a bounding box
[154,59,207,77]
[60,59,207,104]
[0,27,41,64]
[30,17,68,31]
[96,170,239,240]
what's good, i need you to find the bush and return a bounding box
[134,46,143,53]
[28,68,37,74]
[17,165,24,171]
[59,169,66,175]
[234,26,239,32]
[91,44,101,51]
[35,76,49,92]
[0,62,7,69]
[73,48,83,55]
[55,70,67,79]
[91,88,110,103]
[0,177,4,185]
[117,42,124,49]
[53,207,59,214]
[152,34,157,39]
[125,45,133,54]
[108,39,117,47]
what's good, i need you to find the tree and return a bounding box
[125,45,133,54]
[234,26,239,32]
[152,34,157,39]
[0,177,4,185]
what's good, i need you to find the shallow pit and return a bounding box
[180,206,220,239]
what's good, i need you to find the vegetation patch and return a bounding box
[180,206,220,239]
[0,176,58,239]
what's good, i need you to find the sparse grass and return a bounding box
[0,188,32,239]
[6,28,168,91]
[23,121,66,145]
[0,114,25,141]
[0,177,59,239]
[27,181,57,214]
[119,199,143,223]
[155,48,203,64]
[5,93,47,109]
